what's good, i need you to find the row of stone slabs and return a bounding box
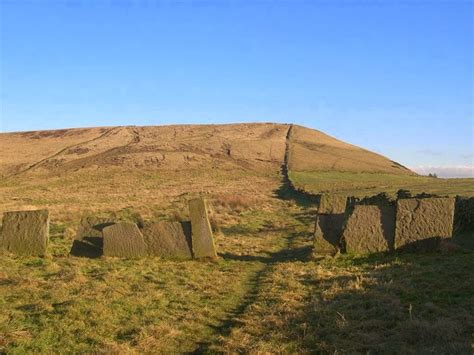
[314,195,456,254]
[0,198,217,259]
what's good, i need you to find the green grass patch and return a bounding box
[289,170,474,197]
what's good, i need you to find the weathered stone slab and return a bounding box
[0,209,49,256]
[342,205,395,253]
[102,222,147,258]
[142,221,193,259]
[395,197,455,250]
[313,214,345,255]
[454,196,474,233]
[318,194,348,214]
[189,198,217,258]
[70,216,115,258]
[74,216,116,241]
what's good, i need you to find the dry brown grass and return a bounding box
[288,125,413,175]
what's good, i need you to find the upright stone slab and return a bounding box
[342,205,395,254]
[0,209,49,256]
[70,216,115,257]
[142,221,193,259]
[189,198,217,258]
[454,196,474,233]
[395,197,455,250]
[318,194,348,214]
[102,222,147,258]
[313,213,345,255]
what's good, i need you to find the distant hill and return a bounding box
[287,125,413,175]
[0,123,412,178]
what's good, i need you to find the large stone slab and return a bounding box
[142,221,193,259]
[318,194,348,214]
[395,197,455,250]
[342,205,395,253]
[313,213,345,255]
[454,196,474,233]
[102,222,147,258]
[70,216,115,258]
[189,198,217,258]
[0,209,49,256]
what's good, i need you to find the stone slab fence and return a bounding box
[314,193,460,255]
[342,204,395,254]
[1,197,217,259]
[313,194,350,255]
[395,197,455,251]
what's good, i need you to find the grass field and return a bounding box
[289,170,474,198]
[1,124,473,352]
[1,192,473,353]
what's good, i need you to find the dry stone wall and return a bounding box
[317,194,348,214]
[0,210,49,256]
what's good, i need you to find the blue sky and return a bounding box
[1,0,472,177]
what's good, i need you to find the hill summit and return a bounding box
[0,123,412,178]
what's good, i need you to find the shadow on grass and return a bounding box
[300,251,474,353]
[194,227,313,353]
[70,238,103,258]
[215,250,474,353]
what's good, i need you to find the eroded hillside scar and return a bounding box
[11,126,121,176]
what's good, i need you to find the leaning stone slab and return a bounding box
[74,216,116,241]
[142,221,193,259]
[0,209,49,256]
[70,216,115,258]
[313,213,345,255]
[395,197,455,250]
[318,194,348,214]
[342,205,395,254]
[189,198,217,258]
[102,222,147,258]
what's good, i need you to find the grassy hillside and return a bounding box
[286,125,473,198]
[1,123,473,352]
[287,125,413,175]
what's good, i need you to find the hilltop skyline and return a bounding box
[0,0,472,177]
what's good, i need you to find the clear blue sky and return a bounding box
[1,0,473,177]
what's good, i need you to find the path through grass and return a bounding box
[1,193,473,353]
